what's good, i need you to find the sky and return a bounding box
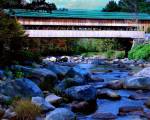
[27,0,118,10]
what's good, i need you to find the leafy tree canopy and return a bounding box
[102,0,150,13]
[102,1,121,12]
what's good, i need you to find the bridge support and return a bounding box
[131,39,145,49]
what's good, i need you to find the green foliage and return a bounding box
[14,100,41,120]
[18,50,41,62]
[103,0,121,12]
[128,44,150,60]
[4,68,12,78]
[15,70,24,79]
[75,38,122,53]
[81,52,102,57]
[115,51,125,59]
[0,13,28,66]
[102,0,150,13]
[147,27,150,33]
[105,50,115,59]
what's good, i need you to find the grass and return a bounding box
[14,99,41,120]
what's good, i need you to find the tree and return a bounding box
[102,0,150,13]
[102,0,121,12]
[0,12,28,65]
[25,0,57,12]
[0,0,23,9]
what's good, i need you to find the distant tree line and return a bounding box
[0,0,57,12]
[103,0,150,13]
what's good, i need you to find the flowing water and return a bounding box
[75,63,150,120]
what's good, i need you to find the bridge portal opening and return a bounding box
[29,38,133,57]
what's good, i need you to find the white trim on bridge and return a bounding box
[25,30,145,39]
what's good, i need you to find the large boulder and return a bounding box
[135,67,150,77]
[45,108,75,120]
[32,97,55,111]
[124,77,150,90]
[66,66,89,78]
[30,68,57,90]
[46,64,70,79]
[55,76,85,93]
[13,66,58,90]
[0,78,43,98]
[65,85,96,101]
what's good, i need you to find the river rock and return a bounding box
[31,68,57,90]
[58,56,70,62]
[45,108,75,120]
[66,66,89,78]
[65,85,96,101]
[70,101,96,114]
[106,80,124,90]
[0,70,5,80]
[0,94,11,103]
[32,97,55,111]
[55,76,85,93]
[129,94,149,100]
[46,64,70,79]
[0,107,5,119]
[48,57,57,62]
[135,67,150,77]
[0,78,43,98]
[124,77,150,90]
[3,108,17,120]
[87,74,104,82]
[121,58,135,64]
[92,112,117,120]
[97,89,121,100]
[13,66,58,90]
[144,99,150,108]
[45,94,62,105]
[118,106,144,116]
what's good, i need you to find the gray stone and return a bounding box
[45,108,75,120]
[65,85,96,101]
[0,94,11,103]
[46,64,70,79]
[97,89,121,100]
[0,78,43,98]
[32,97,55,111]
[135,67,150,77]
[92,112,117,120]
[3,108,17,120]
[124,77,150,90]
[13,66,58,90]
[55,76,85,93]
[118,106,144,116]
[45,94,62,105]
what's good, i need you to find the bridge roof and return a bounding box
[5,9,150,20]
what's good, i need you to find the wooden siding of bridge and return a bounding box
[18,18,150,31]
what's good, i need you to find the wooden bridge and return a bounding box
[6,9,150,39]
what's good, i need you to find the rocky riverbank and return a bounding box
[0,57,150,120]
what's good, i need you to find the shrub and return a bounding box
[14,100,41,120]
[18,50,41,62]
[128,44,150,60]
[105,50,115,59]
[147,27,150,33]
[115,51,125,59]
[15,70,24,79]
